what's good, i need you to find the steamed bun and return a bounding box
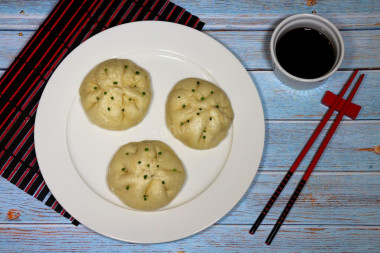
[79,59,151,130]
[107,140,185,211]
[166,78,234,149]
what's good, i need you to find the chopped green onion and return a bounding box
[138,161,141,164]
[182,104,186,108]
[126,185,130,190]
[211,91,214,94]
[129,98,132,101]
[145,148,149,151]
[94,86,97,90]
[203,136,206,139]
[142,91,146,95]
[104,68,107,72]
[158,151,162,155]
[122,168,126,171]
[157,164,160,168]
[162,181,165,184]
[180,122,184,126]
[201,97,205,100]
[136,71,140,75]
[216,105,219,108]
[147,164,150,167]
[111,96,114,100]
[172,169,177,172]
[197,81,200,85]
[113,81,118,85]
[124,65,128,69]
[209,117,212,121]
[187,119,190,123]
[125,152,129,155]
[121,108,125,112]
[144,175,148,179]
[178,96,181,98]
[197,113,200,115]
[96,96,99,100]
[107,107,110,111]
[199,108,202,110]
[192,89,195,92]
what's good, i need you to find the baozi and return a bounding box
[107,140,185,211]
[79,59,151,130]
[166,78,234,149]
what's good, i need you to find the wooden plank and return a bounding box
[1,172,379,225]
[0,224,379,252]
[204,30,380,70]
[0,30,380,70]
[260,121,380,171]
[253,70,380,120]
[0,0,379,30]
[1,68,379,121]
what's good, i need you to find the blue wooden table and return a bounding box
[1,0,379,252]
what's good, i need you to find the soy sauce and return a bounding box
[276,27,335,79]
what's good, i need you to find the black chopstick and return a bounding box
[249,70,359,235]
[265,73,365,245]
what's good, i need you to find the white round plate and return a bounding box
[35,21,265,243]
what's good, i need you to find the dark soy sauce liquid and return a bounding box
[276,27,335,79]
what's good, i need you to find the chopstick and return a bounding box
[265,73,365,245]
[249,70,359,235]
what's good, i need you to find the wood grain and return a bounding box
[1,30,380,70]
[0,0,379,251]
[0,224,379,252]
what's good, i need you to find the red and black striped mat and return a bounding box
[0,0,204,225]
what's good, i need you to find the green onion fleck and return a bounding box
[158,152,162,155]
[203,136,206,139]
[138,161,141,164]
[197,113,200,115]
[162,181,165,184]
[192,89,195,92]
[142,91,146,95]
[157,164,160,168]
[113,81,118,85]
[124,65,128,69]
[125,152,129,155]
[122,168,126,171]
[144,175,148,179]
[126,185,130,190]
[197,81,200,85]
[182,104,186,108]
[96,96,99,100]
[211,91,214,94]
[173,169,177,172]
[136,71,140,75]
[129,98,132,101]
[104,91,107,95]
[178,96,181,98]
[187,119,190,123]
[94,86,97,90]
[209,117,212,121]
[145,148,149,151]
[104,68,107,72]
[121,108,125,112]
[111,96,114,100]
[147,164,150,167]
[199,108,202,110]
[107,107,110,111]
[203,129,206,132]
[216,105,219,108]
[201,97,205,100]
[180,122,184,126]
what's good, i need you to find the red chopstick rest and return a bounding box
[322,91,361,119]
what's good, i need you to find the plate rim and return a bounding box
[34,21,265,243]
